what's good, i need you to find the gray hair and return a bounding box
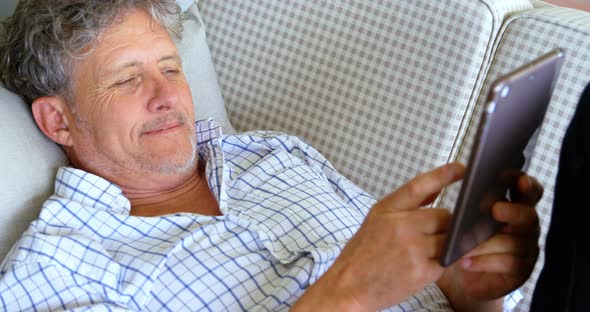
[0,0,183,105]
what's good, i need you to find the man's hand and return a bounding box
[437,174,543,312]
[293,163,465,311]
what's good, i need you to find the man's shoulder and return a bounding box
[50,167,130,214]
[0,166,131,267]
[223,131,318,159]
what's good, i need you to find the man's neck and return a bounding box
[126,168,221,217]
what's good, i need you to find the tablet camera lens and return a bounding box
[501,86,510,98]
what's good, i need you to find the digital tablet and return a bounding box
[440,49,565,266]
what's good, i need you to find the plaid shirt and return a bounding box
[0,120,451,311]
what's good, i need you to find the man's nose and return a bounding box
[147,75,179,112]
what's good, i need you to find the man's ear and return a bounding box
[31,96,74,146]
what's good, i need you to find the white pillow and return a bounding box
[0,88,70,260]
[178,1,235,134]
[0,1,233,260]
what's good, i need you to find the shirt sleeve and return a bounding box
[0,262,131,311]
[380,283,453,312]
[0,227,133,311]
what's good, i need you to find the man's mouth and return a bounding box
[143,122,183,135]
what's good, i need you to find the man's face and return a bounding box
[65,9,197,183]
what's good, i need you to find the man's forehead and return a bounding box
[81,10,180,76]
[110,55,182,71]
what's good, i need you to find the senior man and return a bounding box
[0,0,542,311]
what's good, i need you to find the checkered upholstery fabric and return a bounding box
[439,7,590,312]
[198,0,531,200]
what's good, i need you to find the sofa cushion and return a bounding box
[179,2,235,134]
[198,0,531,200]
[439,6,590,312]
[0,89,69,261]
[0,1,232,260]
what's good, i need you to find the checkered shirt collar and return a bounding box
[54,119,223,215]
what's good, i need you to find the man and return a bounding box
[0,0,542,311]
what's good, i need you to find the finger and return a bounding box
[407,208,452,234]
[515,175,544,205]
[381,163,465,212]
[465,234,536,257]
[419,191,441,207]
[459,253,536,275]
[492,202,540,234]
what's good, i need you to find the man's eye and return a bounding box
[114,77,136,86]
[164,68,181,75]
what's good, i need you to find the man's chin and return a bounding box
[147,152,198,175]
[138,131,198,175]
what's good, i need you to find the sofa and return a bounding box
[1,0,589,311]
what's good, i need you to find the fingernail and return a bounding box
[461,258,472,269]
[526,176,533,190]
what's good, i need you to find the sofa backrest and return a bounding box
[198,0,532,199]
[439,6,590,311]
[200,1,590,310]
